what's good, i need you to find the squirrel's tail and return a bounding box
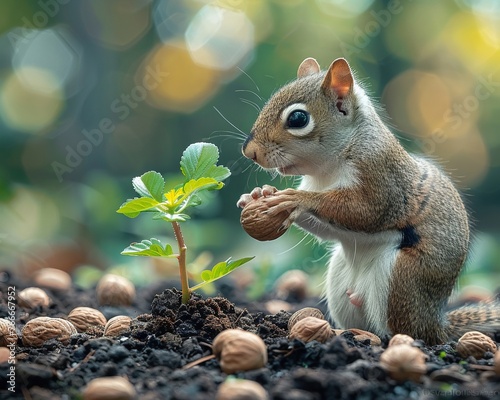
[446,301,500,340]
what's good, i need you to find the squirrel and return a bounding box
[236,57,500,345]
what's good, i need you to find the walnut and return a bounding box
[212,329,268,374]
[22,317,77,347]
[216,378,268,400]
[348,328,382,346]
[288,307,325,331]
[18,287,50,308]
[68,307,107,333]
[494,349,500,376]
[33,268,71,291]
[275,269,309,301]
[82,376,136,400]
[379,344,427,382]
[0,319,17,347]
[103,316,132,337]
[240,198,290,241]
[96,274,135,306]
[289,316,333,343]
[388,333,415,347]
[0,347,11,363]
[456,331,497,359]
[264,299,292,315]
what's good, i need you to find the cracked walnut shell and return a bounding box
[348,328,382,346]
[213,329,268,374]
[456,331,497,359]
[240,198,290,241]
[22,317,77,347]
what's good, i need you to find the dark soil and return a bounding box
[1,270,500,400]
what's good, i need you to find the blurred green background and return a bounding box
[0,0,499,297]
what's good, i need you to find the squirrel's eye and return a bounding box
[281,103,314,137]
[287,110,309,128]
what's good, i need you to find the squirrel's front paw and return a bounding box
[237,185,278,208]
[261,188,300,216]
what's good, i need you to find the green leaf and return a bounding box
[205,165,231,182]
[117,197,161,217]
[190,257,254,292]
[180,142,230,181]
[183,177,222,196]
[132,171,165,202]
[121,238,176,257]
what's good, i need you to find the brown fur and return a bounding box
[240,57,500,344]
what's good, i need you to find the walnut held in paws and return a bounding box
[240,198,290,241]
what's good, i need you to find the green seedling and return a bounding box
[117,142,253,304]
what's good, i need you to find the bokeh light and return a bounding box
[12,28,81,95]
[464,0,500,48]
[153,0,194,42]
[409,72,452,137]
[0,67,63,133]
[81,0,152,50]
[316,0,376,18]
[440,11,500,71]
[0,186,60,242]
[185,4,255,71]
[140,41,219,112]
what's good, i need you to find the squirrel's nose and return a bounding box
[242,133,253,152]
[242,134,258,161]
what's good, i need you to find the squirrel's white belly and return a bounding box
[325,229,400,335]
[295,212,400,335]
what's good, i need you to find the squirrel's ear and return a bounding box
[321,58,353,99]
[297,58,320,78]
